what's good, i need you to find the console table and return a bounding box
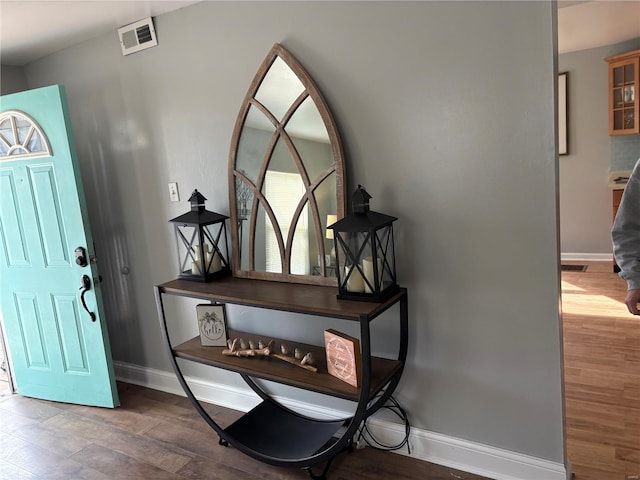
[155,276,408,479]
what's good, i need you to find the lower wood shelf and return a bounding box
[225,400,343,459]
[173,329,402,401]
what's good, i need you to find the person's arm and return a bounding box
[612,161,640,315]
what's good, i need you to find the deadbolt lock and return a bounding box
[75,247,88,267]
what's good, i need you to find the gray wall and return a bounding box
[0,65,27,95]
[559,37,640,256]
[23,1,564,464]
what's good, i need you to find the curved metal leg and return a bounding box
[155,288,229,440]
[364,291,408,417]
[306,460,333,480]
[241,373,355,422]
[305,440,353,480]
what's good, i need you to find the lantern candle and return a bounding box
[345,266,365,292]
[362,256,382,294]
[207,251,222,273]
[192,247,203,275]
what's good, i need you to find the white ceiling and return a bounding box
[557,0,640,54]
[0,1,639,67]
[0,1,200,66]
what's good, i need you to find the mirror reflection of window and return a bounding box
[264,171,309,274]
[255,57,305,122]
[235,171,253,218]
[229,44,346,285]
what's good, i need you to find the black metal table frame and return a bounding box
[154,285,408,480]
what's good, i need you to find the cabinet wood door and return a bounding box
[607,51,640,135]
[613,189,623,221]
[613,189,624,271]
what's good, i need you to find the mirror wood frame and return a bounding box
[228,43,346,286]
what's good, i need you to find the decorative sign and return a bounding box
[196,304,227,347]
[324,329,361,387]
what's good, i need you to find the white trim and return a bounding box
[363,418,568,480]
[561,252,612,262]
[113,361,260,412]
[114,362,568,480]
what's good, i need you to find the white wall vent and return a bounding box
[118,17,157,56]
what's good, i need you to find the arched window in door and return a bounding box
[0,110,52,160]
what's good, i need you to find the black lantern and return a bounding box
[328,185,398,302]
[169,189,231,282]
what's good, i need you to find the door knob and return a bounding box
[79,274,96,322]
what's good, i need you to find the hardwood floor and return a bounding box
[0,382,490,480]
[562,261,640,480]
[0,262,636,479]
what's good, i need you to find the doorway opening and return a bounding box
[0,322,15,397]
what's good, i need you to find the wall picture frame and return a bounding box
[196,304,227,347]
[558,71,569,155]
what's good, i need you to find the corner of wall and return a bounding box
[0,65,28,95]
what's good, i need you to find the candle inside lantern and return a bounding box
[191,246,204,275]
[191,261,201,275]
[206,251,222,273]
[345,265,365,292]
[362,256,382,293]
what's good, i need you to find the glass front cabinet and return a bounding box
[606,49,640,135]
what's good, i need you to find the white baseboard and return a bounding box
[561,252,612,262]
[114,361,568,480]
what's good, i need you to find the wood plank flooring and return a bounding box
[562,261,640,480]
[0,261,636,479]
[0,382,490,479]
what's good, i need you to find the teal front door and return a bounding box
[0,85,119,408]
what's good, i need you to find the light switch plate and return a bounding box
[168,182,180,202]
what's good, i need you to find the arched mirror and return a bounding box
[229,44,346,285]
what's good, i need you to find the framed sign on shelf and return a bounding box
[324,329,362,387]
[196,304,227,347]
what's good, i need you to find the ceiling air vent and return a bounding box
[118,17,157,56]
